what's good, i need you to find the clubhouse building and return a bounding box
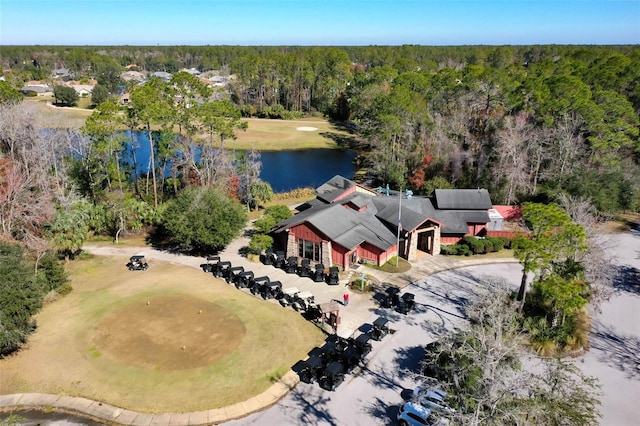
[271,175,495,271]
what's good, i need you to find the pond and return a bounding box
[126,131,356,193]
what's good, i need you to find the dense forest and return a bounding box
[2,44,638,212]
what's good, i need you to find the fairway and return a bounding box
[0,256,324,413]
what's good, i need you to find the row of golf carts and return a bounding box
[261,249,341,285]
[200,256,319,315]
[296,316,391,391]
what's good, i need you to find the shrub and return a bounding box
[249,233,273,255]
[440,244,458,255]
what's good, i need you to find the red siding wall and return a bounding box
[468,223,488,236]
[441,236,464,244]
[486,230,528,238]
[332,244,348,268]
[357,242,384,263]
[290,223,326,243]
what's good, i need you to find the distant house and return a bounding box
[52,68,70,77]
[68,84,94,97]
[121,70,145,83]
[152,71,172,81]
[21,83,53,96]
[181,68,201,76]
[271,176,494,270]
[120,93,130,105]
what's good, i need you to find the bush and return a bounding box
[440,244,459,255]
[162,186,247,252]
[249,233,273,255]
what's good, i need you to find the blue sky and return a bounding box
[1,0,638,45]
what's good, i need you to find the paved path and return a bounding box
[3,228,639,425]
[0,232,518,426]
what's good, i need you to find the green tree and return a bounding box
[129,77,173,207]
[46,197,91,260]
[90,84,110,106]
[249,233,273,255]
[0,80,23,104]
[53,85,79,106]
[162,186,247,252]
[513,203,586,310]
[0,242,43,356]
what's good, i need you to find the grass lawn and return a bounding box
[25,98,356,151]
[0,256,324,413]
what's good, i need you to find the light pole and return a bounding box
[396,188,402,267]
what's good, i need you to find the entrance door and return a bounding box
[417,230,433,254]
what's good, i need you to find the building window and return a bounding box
[298,239,321,262]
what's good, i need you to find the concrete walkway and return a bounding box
[0,233,518,425]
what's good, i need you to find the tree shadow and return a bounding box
[285,386,339,426]
[590,320,640,380]
[359,359,411,394]
[319,131,359,150]
[391,345,425,381]
[361,396,399,426]
[612,264,640,295]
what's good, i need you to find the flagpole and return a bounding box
[396,188,402,267]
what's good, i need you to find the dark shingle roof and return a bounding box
[316,175,357,203]
[272,202,396,251]
[433,189,492,210]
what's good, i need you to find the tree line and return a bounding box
[2,44,638,212]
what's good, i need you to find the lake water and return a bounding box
[127,131,356,193]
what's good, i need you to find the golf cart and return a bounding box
[299,354,323,384]
[319,361,346,391]
[236,271,254,288]
[262,280,283,300]
[380,286,400,308]
[262,248,275,265]
[126,255,148,271]
[273,251,286,269]
[200,255,220,273]
[371,317,390,341]
[397,292,416,314]
[226,266,245,284]
[213,261,231,278]
[312,263,326,282]
[292,291,316,312]
[284,256,298,274]
[297,259,312,277]
[250,276,270,295]
[326,266,340,285]
[280,287,300,307]
[353,333,372,357]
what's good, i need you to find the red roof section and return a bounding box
[493,205,522,221]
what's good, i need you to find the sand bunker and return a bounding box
[296,126,318,131]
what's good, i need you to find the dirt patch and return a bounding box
[93,295,245,370]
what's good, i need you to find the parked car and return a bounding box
[412,386,455,415]
[397,402,432,426]
[397,401,450,426]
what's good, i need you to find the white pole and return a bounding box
[396,188,402,267]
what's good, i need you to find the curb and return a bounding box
[0,371,299,426]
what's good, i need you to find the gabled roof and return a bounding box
[433,189,492,210]
[372,196,442,233]
[316,175,357,203]
[273,202,397,251]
